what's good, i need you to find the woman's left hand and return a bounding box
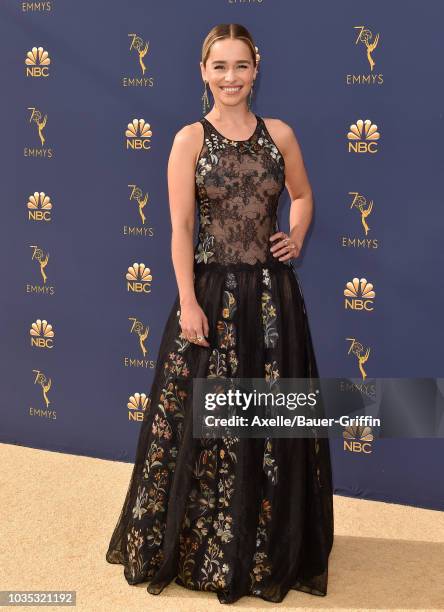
[269,231,301,261]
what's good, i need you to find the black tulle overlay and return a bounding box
[106,115,334,604]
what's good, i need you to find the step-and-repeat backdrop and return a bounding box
[1,0,443,511]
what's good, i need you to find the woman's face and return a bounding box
[201,38,257,110]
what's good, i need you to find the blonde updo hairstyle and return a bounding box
[201,23,260,68]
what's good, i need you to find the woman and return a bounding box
[106,23,334,605]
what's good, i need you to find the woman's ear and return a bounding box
[200,61,206,82]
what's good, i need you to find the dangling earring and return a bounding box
[202,81,210,115]
[248,82,254,110]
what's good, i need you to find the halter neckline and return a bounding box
[202,114,261,143]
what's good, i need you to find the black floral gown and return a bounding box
[106,114,334,604]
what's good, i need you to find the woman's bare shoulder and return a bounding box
[262,117,298,152]
[170,121,204,165]
[172,121,204,147]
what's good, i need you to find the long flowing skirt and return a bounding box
[106,261,334,604]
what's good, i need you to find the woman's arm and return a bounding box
[281,121,313,250]
[265,119,313,260]
[167,124,199,305]
[167,123,210,346]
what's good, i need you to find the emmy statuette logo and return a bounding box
[122,34,154,87]
[30,245,49,283]
[33,369,52,408]
[28,107,47,145]
[25,107,53,158]
[340,192,379,250]
[27,244,55,295]
[349,192,373,235]
[346,337,371,380]
[129,34,148,74]
[124,185,155,237]
[355,25,379,72]
[346,25,383,85]
[123,317,156,369]
[30,369,56,419]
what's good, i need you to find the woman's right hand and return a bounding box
[178,299,210,347]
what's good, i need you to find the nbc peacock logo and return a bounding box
[27,192,53,222]
[347,119,380,153]
[126,263,152,293]
[128,392,151,422]
[25,46,51,77]
[343,424,373,453]
[30,319,55,348]
[125,119,152,150]
[344,277,375,311]
[346,337,371,380]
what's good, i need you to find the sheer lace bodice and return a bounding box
[194,114,286,267]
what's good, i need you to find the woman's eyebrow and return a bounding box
[210,59,252,64]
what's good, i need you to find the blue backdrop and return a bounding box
[1,0,443,511]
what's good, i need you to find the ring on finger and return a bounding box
[191,334,204,343]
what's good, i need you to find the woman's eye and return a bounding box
[214,65,249,70]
